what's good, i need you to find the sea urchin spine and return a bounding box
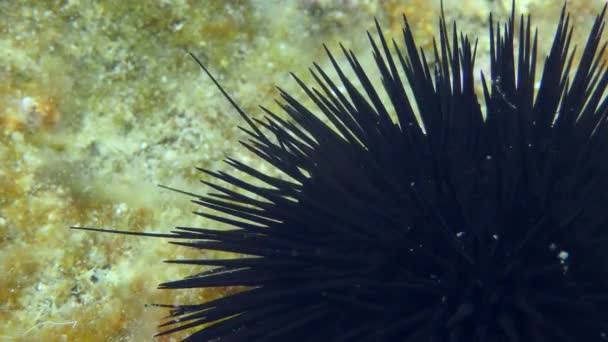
[73,2,608,341]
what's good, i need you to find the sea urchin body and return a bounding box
[74,3,608,341]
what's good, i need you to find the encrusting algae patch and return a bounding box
[1,0,607,340]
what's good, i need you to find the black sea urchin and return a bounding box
[73,2,608,341]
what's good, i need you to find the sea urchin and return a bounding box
[74,2,608,341]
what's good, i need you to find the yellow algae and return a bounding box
[383,0,437,45]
